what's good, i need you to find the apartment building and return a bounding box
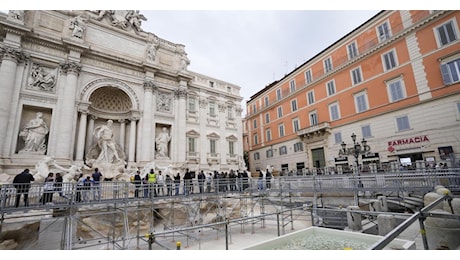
[244,10,460,174]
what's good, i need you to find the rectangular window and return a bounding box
[324,57,333,73]
[290,80,296,92]
[188,137,195,152]
[307,91,315,105]
[276,89,282,100]
[294,142,303,152]
[382,50,397,71]
[387,78,406,102]
[265,113,270,124]
[396,115,410,131]
[326,80,336,96]
[264,96,269,107]
[361,125,372,138]
[334,132,342,144]
[291,99,298,112]
[209,102,216,116]
[210,139,216,154]
[252,104,256,114]
[253,119,257,129]
[292,118,300,132]
[355,92,369,113]
[253,134,258,145]
[188,98,196,112]
[266,129,271,142]
[309,111,318,126]
[351,67,362,85]
[254,152,260,160]
[279,146,287,155]
[436,20,458,46]
[329,103,340,121]
[440,57,460,85]
[266,149,274,158]
[277,106,283,118]
[347,41,359,60]
[377,21,391,42]
[278,124,285,137]
[228,141,234,155]
[305,69,313,84]
[227,105,234,119]
[456,102,460,120]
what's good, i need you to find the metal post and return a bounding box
[225,218,229,250]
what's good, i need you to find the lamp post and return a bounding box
[340,133,371,205]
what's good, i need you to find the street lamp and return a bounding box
[340,133,371,205]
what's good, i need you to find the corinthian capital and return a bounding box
[0,46,28,63]
[143,80,157,92]
[174,86,187,99]
[60,61,82,75]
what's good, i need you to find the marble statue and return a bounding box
[19,112,49,153]
[93,120,122,163]
[69,15,87,39]
[156,127,171,158]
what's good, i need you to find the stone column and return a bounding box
[199,97,208,166]
[0,47,25,156]
[85,115,97,153]
[119,119,126,151]
[218,102,227,166]
[140,80,156,162]
[55,61,82,160]
[235,106,244,169]
[75,108,88,161]
[173,83,187,163]
[128,117,138,164]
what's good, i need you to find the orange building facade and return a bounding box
[244,10,460,174]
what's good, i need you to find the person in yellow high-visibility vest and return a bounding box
[147,169,157,198]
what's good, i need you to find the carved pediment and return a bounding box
[206,132,220,140]
[186,129,200,137]
[226,135,238,141]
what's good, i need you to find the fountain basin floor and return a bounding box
[243,226,416,250]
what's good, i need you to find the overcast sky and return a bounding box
[5,1,458,116]
[140,10,379,112]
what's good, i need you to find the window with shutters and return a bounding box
[440,57,460,85]
[435,19,458,47]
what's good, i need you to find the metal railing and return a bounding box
[1,170,459,213]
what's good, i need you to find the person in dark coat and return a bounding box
[13,169,35,207]
[133,170,142,198]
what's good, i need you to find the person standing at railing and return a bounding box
[174,171,181,196]
[133,170,142,198]
[165,174,173,196]
[156,171,165,196]
[54,172,64,198]
[12,168,35,207]
[83,176,93,202]
[92,168,103,201]
[147,169,157,198]
[41,172,54,205]
[183,168,192,195]
[197,170,205,193]
[76,173,85,202]
[205,172,212,193]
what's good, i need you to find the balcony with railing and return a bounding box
[297,122,331,143]
[207,152,220,164]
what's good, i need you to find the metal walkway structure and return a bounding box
[1,169,459,249]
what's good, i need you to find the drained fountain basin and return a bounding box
[243,226,415,250]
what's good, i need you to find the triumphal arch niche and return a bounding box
[80,78,140,180]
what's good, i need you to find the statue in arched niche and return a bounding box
[19,112,49,153]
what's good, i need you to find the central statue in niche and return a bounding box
[85,120,126,179]
[155,126,171,159]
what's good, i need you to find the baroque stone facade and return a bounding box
[0,10,244,179]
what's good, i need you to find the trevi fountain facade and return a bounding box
[0,10,245,182]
